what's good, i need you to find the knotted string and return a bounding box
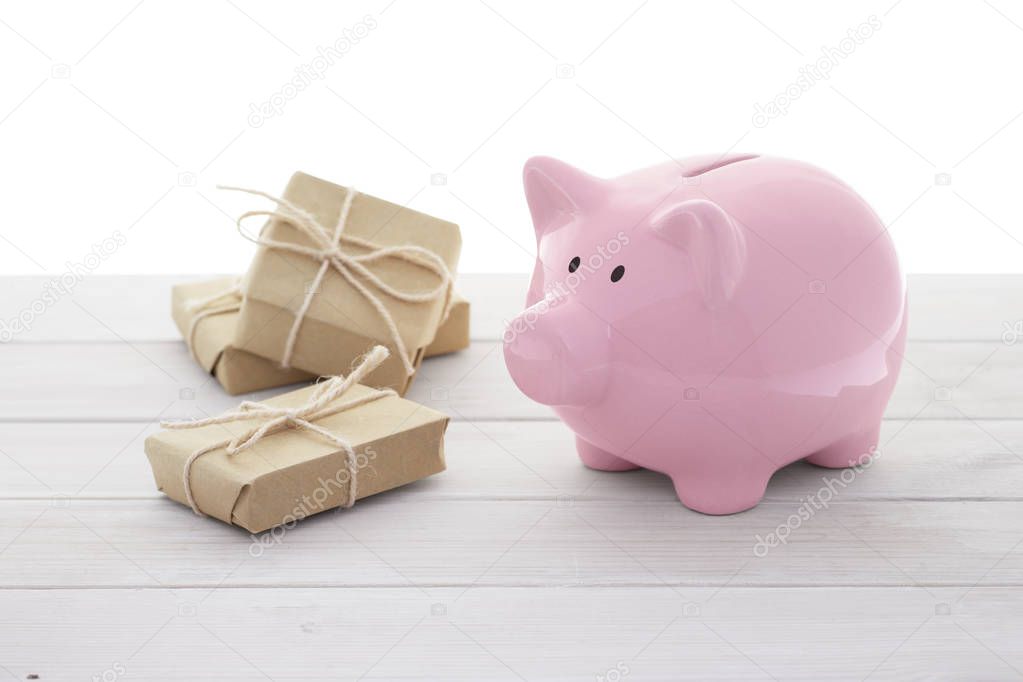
[161,345,396,516]
[219,184,454,376]
[184,278,243,363]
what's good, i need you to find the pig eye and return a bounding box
[610,265,625,282]
[568,256,581,273]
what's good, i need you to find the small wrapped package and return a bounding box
[172,277,310,395]
[144,347,447,533]
[172,277,470,395]
[232,172,461,394]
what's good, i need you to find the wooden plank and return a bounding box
[1,496,1022,589]
[0,275,194,344]
[1,586,1021,681]
[1,588,1014,682]
[2,420,1023,502]
[2,273,1022,343]
[0,339,1018,421]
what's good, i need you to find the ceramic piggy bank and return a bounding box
[503,154,906,514]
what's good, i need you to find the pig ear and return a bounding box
[651,199,747,308]
[523,156,604,237]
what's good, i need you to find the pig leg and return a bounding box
[805,425,882,469]
[576,435,640,472]
[669,456,775,515]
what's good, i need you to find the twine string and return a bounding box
[183,278,243,363]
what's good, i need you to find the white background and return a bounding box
[1,0,1021,276]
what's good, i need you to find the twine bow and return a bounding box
[184,278,243,363]
[162,345,396,516]
[219,184,453,376]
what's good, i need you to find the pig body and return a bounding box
[504,154,906,514]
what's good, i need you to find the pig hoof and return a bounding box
[576,436,639,472]
[805,427,882,469]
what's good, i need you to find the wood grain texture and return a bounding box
[3,494,1023,589]
[0,274,1020,681]
[1,587,1021,681]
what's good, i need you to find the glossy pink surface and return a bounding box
[503,154,907,514]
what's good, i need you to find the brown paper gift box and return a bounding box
[235,172,461,394]
[172,277,309,395]
[172,277,471,395]
[144,381,448,533]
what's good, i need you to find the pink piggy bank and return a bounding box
[503,154,907,514]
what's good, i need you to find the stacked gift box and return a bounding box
[172,276,471,395]
[145,171,468,532]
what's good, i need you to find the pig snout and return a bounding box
[503,298,610,406]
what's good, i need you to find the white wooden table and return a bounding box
[1,273,1021,681]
